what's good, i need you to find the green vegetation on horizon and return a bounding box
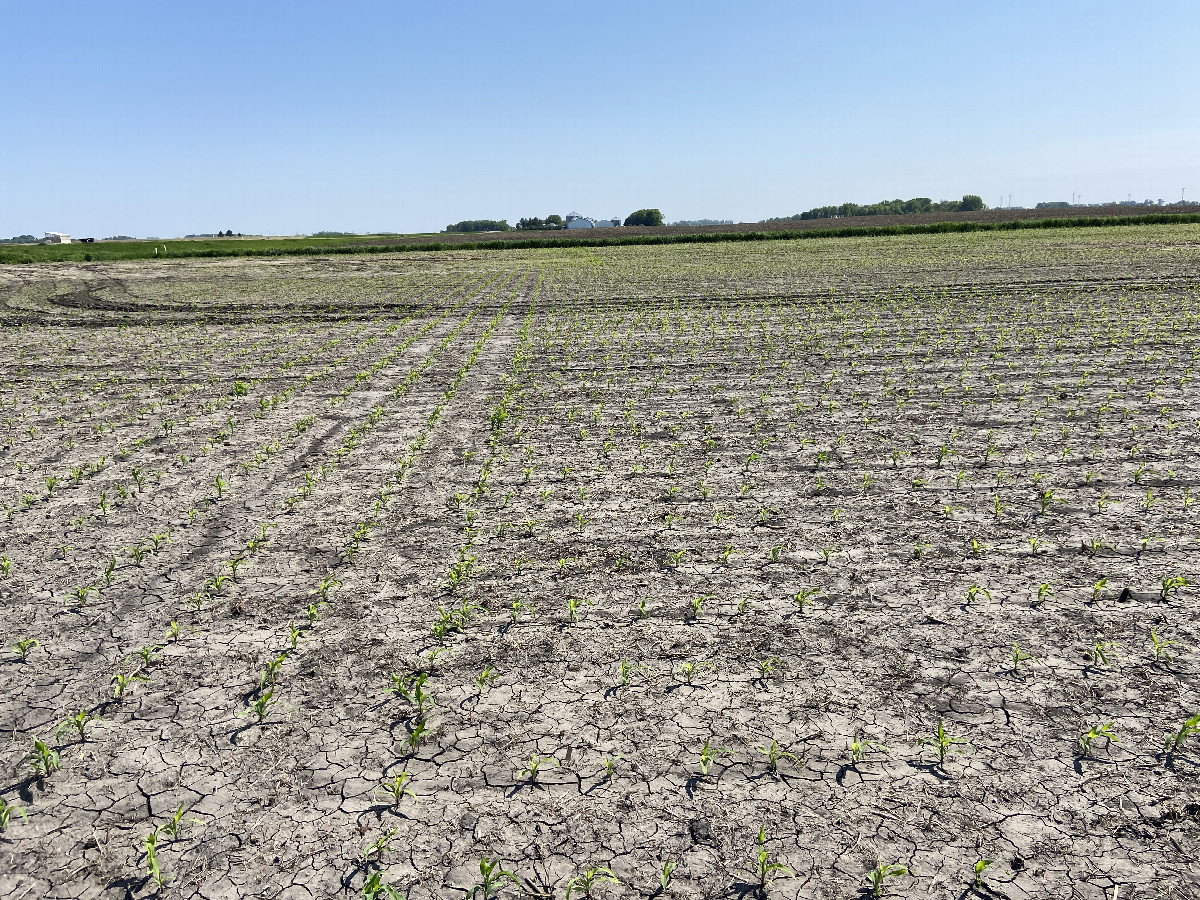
[4,211,1200,265]
[767,194,986,221]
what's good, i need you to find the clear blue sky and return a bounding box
[3,1,1197,237]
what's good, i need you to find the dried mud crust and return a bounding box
[0,226,1198,900]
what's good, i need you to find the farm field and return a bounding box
[1,225,1198,899]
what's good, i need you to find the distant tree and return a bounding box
[444,220,511,233]
[545,214,564,229]
[624,208,664,227]
[516,217,545,230]
[958,195,986,211]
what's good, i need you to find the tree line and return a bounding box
[767,195,986,222]
[445,209,665,233]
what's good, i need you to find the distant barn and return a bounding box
[43,232,71,244]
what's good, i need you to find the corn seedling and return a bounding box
[675,660,714,685]
[0,797,28,830]
[0,554,10,577]
[470,857,518,899]
[972,858,996,889]
[1078,722,1118,756]
[601,754,622,779]
[918,720,969,766]
[249,687,277,723]
[1035,582,1054,606]
[616,658,644,688]
[565,867,619,899]
[16,738,60,778]
[144,827,171,887]
[362,872,404,900]
[697,737,730,775]
[404,719,430,752]
[476,666,498,691]
[260,652,287,689]
[748,825,793,893]
[1164,714,1200,755]
[389,672,435,715]
[361,828,400,862]
[1149,628,1178,663]
[658,860,676,891]
[756,656,779,682]
[1088,641,1117,666]
[375,771,418,807]
[312,574,341,601]
[866,863,908,898]
[112,670,147,699]
[519,754,558,783]
[56,709,94,743]
[158,802,200,839]
[756,739,803,774]
[12,636,39,660]
[849,731,888,764]
[1091,578,1108,602]
[966,584,991,605]
[1010,642,1036,673]
[1161,575,1188,600]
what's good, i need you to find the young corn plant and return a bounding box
[361,828,400,862]
[697,738,730,776]
[16,738,60,779]
[312,575,342,602]
[756,739,803,775]
[1088,641,1118,667]
[564,867,620,899]
[1149,628,1179,663]
[112,670,148,700]
[1010,642,1036,674]
[792,587,825,614]
[249,687,278,724]
[849,731,888,764]
[1078,722,1118,757]
[375,771,418,808]
[143,827,171,888]
[1161,575,1188,600]
[12,636,39,660]
[747,826,793,896]
[865,863,908,898]
[972,858,996,889]
[0,797,28,830]
[518,754,558,784]
[1164,714,1200,756]
[362,872,404,900]
[158,803,201,839]
[389,672,435,716]
[918,720,969,767]
[55,709,94,743]
[470,858,519,899]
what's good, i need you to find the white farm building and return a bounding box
[43,232,71,244]
[565,214,621,229]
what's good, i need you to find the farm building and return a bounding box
[43,232,71,244]
[565,214,621,229]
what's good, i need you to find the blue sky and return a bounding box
[2,1,1197,237]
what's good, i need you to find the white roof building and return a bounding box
[565,213,621,229]
[43,232,71,244]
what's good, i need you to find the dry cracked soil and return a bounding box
[1,225,1198,900]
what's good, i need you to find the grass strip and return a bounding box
[5,213,1200,265]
